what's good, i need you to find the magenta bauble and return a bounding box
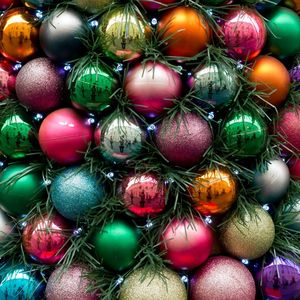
[289,157,300,179]
[0,58,17,101]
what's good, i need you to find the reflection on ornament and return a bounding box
[0,59,16,101]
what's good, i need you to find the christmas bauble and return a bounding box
[98,7,149,61]
[0,58,17,101]
[70,62,118,112]
[222,7,266,61]
[257,256,300,300]
[120,173,166,217]
[50,167,105,221]
[253,159,290,204]
[22,213,72,264]
[39,8,88,62]
[248,56,290,107]
[119,267,187,300]
[0,110,36,159]
[221,111,267,157]
[22,0,58,8]
[15,57,65,112]
[290,62,300,87]
[140,0,177,10]
[125,61,182,117]
[0,164,45,216]
[39,108,93,165]
[156,113,212,168]
[92,219,140,272]
[160,218,213,270]
[0,0,18,10]
[191,256,256,300]
[289,157,300,179]
[221,206,275,259]
[189,168,237,215]
[265,7,300,58]
[0,8,39,62]
[74,0,111,14]
[0,209,13,241]
[46,264,97,300]
[95,116,144,163]
[189,62,238,108]
[158,6,211,58]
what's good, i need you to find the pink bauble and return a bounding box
[190,256,256,300]
[140,0,177,10]
[156,113,212,167]
[222,7,266,61]
[15,57,65,112]
[160,218,213,270]
[289,158,300,179]
[125,62,182,118]
[0,58,17,101]
[39,108,93,165]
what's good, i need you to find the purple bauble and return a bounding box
[290,64,300,88]
[257,256,300,300]
[156,113,212,167]
[15,57,65,112]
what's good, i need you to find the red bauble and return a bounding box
[288,158,300,179]
[125,61,182,118]
[160,218,213,270]
[156,113,212,167]
[0,0,17,10]
[22,213,73,264]
[121,173,166,217]
[140,0,177,10]
[38,108,93,165]
[0,58,16,101]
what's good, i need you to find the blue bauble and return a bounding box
[50,167,105,221]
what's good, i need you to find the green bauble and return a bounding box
[221,111,267,156]
[70,63,118,112]
[0,111,36,159]
[92,219,140,272]
[265,7,300,59]
[0,164,45,216]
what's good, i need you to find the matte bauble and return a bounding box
[0,59,17,101]
[74,0,111,13]
[39,8,88,62]
[0,209,13,241]
[190,256,256,300]
[140,0,177,11]
[125,61,182,117]
[22,0,58,8]
[0,0,17,10]
[158,6,211,58]
[39,108,93,165]
[46,264,97,300]
[189,168,237,215]
[121,173,166,217]
[0,164,45,216]
[50,167,105,221]
[156,113,212,168]
[92,219,140,272]
[222,8,266,61]
[16,57,65,112]
[160,218,213,270]
[22,213,72,264]
[0,8,39,62]
[119,267,187,300]
[221,207,275,259]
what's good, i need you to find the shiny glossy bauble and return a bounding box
[22,0,58,9]
[158,7,211,58]
[39,108,93,165]
[140,0,177,10]
[0,164,45,216]
[160,218,213,270]
[125,61,182,118]
[0,209,13,241]
[0,59,17,101]
[22,213,72,265]
[74,0,111,14]
[189,168,237,215]
[0,8,39,62]
[222,7,266,61]
[39,8,88,62]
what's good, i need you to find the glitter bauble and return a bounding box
[22,213,72,264]
[222,7,266,61]
[46,264,97,300]
[74,0,111,14]
[221,206,275,259]
[39,8,88,62]
[140,0,177,11]
[120,173,166,217]
[50,167,105,221]
[125,61,182,118]
[189,168,237,215]
[0,8,39,62]
[22,0,58,9]
[156,113,212,168]
[0,209,13,241]
[119,267,187,300]
[0,164,45,216]
[160,218,213,270]
[190,256,256,300]
[0,59,17,101]
[39,108,93,165]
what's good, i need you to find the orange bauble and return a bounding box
[158,6,211,58]
[189,168,237,215]
[248,56,290,107]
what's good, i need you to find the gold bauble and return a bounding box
[73,0,111,14]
